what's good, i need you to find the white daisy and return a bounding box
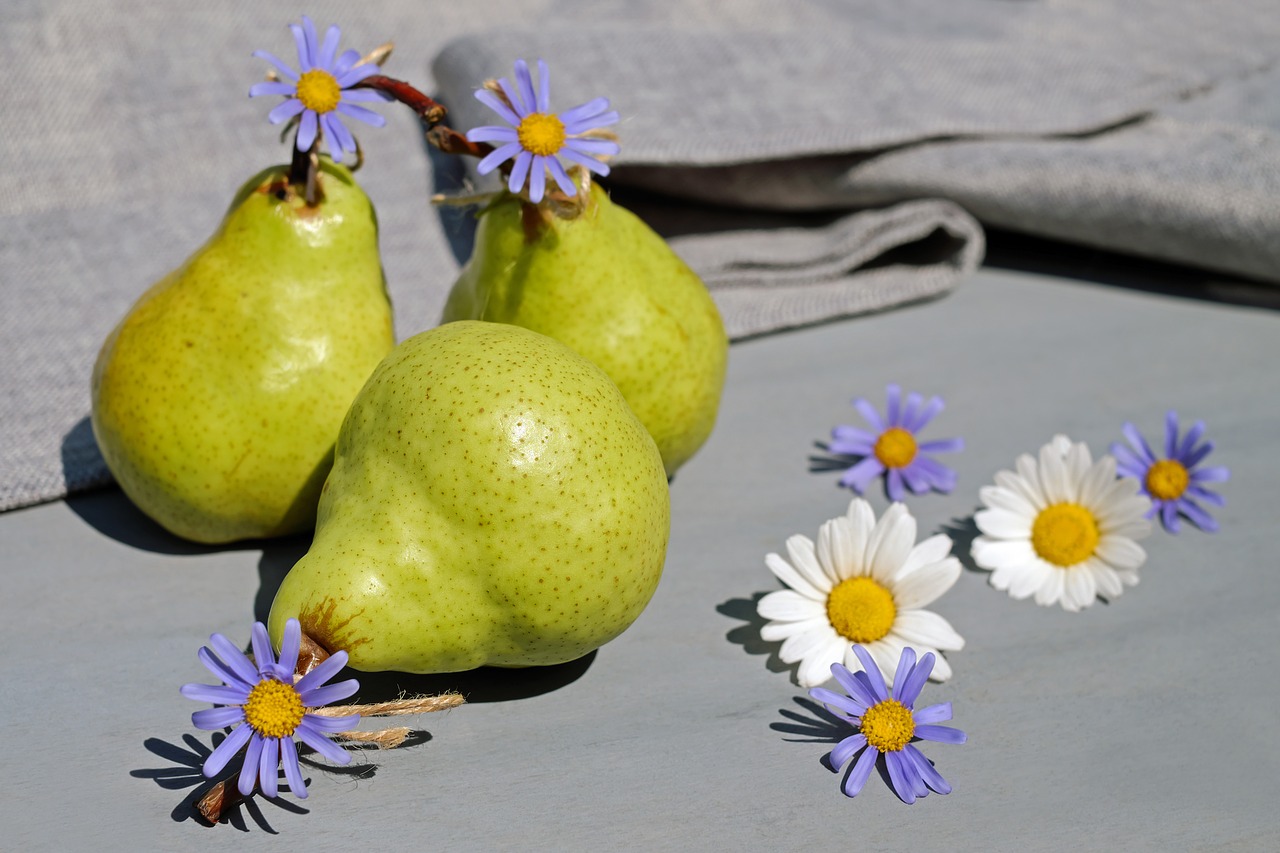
[971,434,1153,612]
[757,499,964,688]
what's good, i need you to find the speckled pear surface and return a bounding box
[442,185,728,477]
[91,162,393,543]
[267,321,671,673]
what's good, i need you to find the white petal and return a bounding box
[979,484,1038,518]
[865,637,906,687]
[974,507,1032,539]
[890,610,964,651]
[997,467,1046,511]
[1006,560,1052,600]
[1095,536,1147,571]
[1117,569,1141,587]
[869,507,917,583]
[900,534,954,577]
[893,557,960,610]
[1049,434,1075,456]
[816,517,854,585]
[758,589,826,622]
[1089,562,1124,599]
[779,623,836,665]
[765,551,825,600]
[1038,441,1072,504]
[926,651,953,682]
[1015,453,1045,502]
[786,535,833,593]
[1104,519,1155,540]
[971,537,1035,571]
[1034,568,1065,607]
[1062,567,1097,611]
[797,636,847,687]
[844,497,876,574]
[1077,456,1116,509]
[1063,440,1094,496]
[761,617,823,642]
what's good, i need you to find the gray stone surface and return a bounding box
[3,267,1277,850]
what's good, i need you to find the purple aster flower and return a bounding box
[249,16,387,163]
[1111,410,1229,533]
[810,645,965,803]
[829,384,963,501]
[466,58,620,203]
[180,619,360,799]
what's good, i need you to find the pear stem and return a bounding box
[352,75,447,126]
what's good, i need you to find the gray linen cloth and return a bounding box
[4,0,1277,513]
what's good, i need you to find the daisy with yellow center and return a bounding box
[758,499,964,688]
[971,434,1153,611]
[181,619,360,799]
[467,59,620,204]
[810,645,965,802]
[1112,411,1229,534]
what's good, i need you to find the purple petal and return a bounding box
[277,620,302,680]
[302,712,361,733]
[238,732,265,796]
[852,645,889,701]
[910,456,958,492]
[341,88,390,103]
[476,141,521,175]
[1111,442,1146,473]
[899,392,922,432]
[203,723,253,777]
[209,634,260,686]
[1163,410,1180,458]
[839,456,884,493]
[267,98,305,125]
[559,98,612,126]
[557,146,612,176]
[1184,441,1216,468]
[884,749,917,804]
[250,622,276,674]
[507,150,533,192]
[295,721,352,764]
[300,678,360,708]
[335,101,385,127]
[1186,485,1225,506]
[832,662,879,709]
[466,126,520,144]
[1122,423,1157,465]
[321,114,347,162]
[1190,465,1229,483]
[1178,499,1220,532]
[885,385,902,426]
[259,737,280,798]
[912,702,953,725]
[513,60,537,116]
[1177,420,1206,460]
[917,437,964,454]
[915,724,967,745]
[906,744,952,795]
[197,647,253,691]
[294,649,349,695]
[328,113,358,154]
[192,706,247,730]
[558,137,619,156]
[899,463,931,495]
[289,24,312,72]
[1161,500,1181,533]
[281,737,307,798]
[296,110,318,152]
[317,25,340,72]
[896,652,935,707]
[475,89,523,127]
[563,111,620,134]
[249,81,296,98]
[335,63,378,89]
[528,156,547,203]
[906,396,944,432]
[810,686,866,717]
[854,398,884,431]
[252,50,299,82]
[842,743,880,798]
[536,59,551,113]
[181,682,250,706]
[547,156,578,196]
[830,733,867,770]
[333,49,361,76]
[301,17,320,70]
[886,468,905,502]
[891,647,917,697]
[832,425,876,444]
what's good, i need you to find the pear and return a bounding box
[442,184,728,477]
[267,320,670,673]
[91,161,394,543]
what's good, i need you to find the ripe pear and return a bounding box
[267,320,670,673]
[441,184,728,477]
[91,161,394,543]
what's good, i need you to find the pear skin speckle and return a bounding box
[268,321,671,673]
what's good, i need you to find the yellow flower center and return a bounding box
[1031,502,1100,567]
[243,679,305,739]
[860,698,915,752]
[873,427,917,469]
[517,112,567,156]
[295,69,342,114]
[1146,459,1189,501]
[826,576,897,644]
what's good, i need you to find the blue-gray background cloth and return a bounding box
[3,0,1278,512]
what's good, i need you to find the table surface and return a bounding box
[3,263,1277,852]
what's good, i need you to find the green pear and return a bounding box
[91,161,394,543]
[441,184,728,477]
[267,320,670,673]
